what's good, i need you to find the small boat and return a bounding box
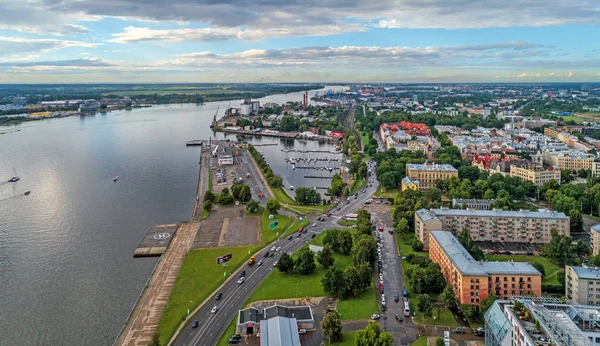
[292,165,296,170]
[8,167,19,182]
[24,190,31,195]
[113,176,119,182]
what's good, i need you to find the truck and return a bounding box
[248,255,256,265]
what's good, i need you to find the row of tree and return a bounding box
[247,145,284,188]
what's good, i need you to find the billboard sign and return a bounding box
[217,254,233,264]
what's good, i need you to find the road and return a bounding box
[370,204,418,346]
[172,162,380,346]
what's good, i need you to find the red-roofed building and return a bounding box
[399,121,431,136]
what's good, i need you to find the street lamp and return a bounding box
[296,282,299,297]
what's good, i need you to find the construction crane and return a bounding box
[213,105,219,123]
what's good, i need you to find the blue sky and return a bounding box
[0,0,598,83]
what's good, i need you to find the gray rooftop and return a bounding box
[430,231,542,276]
[415,209,441,223]
[407,163,458,172]
[591,224,600,234]
[426,208,568,220]
[402,176,419,185]
[569,266,600,280]
[260,316,301,346]
[239,305,313,324]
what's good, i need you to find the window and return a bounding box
[512,277,515,282]
[595,337,600,343]
[527,284,531,289]
[504,277,508,282]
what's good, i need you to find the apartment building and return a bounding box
[592,225,600,256]
[415,208,570,250]
[509,164,561,186]
[429,231,541,307]
[485,297,600,346]
[451,198,494,210]
[566,265,600,306]
[543,149,593,170]
[406,162,458,189]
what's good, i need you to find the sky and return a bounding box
[0,0,599,83]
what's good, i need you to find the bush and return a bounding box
[410,237,424,252]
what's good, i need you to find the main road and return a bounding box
[172,162,380,346]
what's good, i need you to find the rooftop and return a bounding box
[260,316,301,346]
[407,163,458,172]
[420,208,568,220]
[591,224,600,234]
[569,265,600,280]
[430,231,541,276]
[239,305,313,324]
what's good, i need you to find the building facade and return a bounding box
[566,265,600,305]
[406,162,458,189]
[429,231,542,307]
[451,198,494,210]
[401,176,420,191]
[543,149,593,170]
[509,164,561,186]
[592,225,600,256]
[415,208,570,250]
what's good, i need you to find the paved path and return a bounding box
[115,222,199,346]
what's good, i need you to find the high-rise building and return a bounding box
[566,265,600,305]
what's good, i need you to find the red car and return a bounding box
[298,227,304,233]
[378,227,384,232]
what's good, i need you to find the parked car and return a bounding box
[453,327,465,334]
[474,327,485,336]
[298,329,307,335]
[215,292,222,300]
[395,314,403,322]
[228,338,240,344]
[231,334,241,340]
[394,294,399,302]
[371,314,380,320]
[192,320,199,328]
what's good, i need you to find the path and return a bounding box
[115,222,199,346]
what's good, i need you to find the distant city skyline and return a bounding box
[0,0,599,83]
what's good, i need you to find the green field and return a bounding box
[337,284,378,320]
[332,332,357,346]
[260,212,294,245]
[272,187,330,215]
[157,246,259,345]
[485,255,562,285]
[412,336,428,346]
[349,178,365,195]
[375,185,400,200]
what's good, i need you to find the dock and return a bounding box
[133,224,178,257]
[216,128,342,142]
[186,140,205,146]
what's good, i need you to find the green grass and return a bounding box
[215,317,238,346]
[337,220,357,227]
[349,178,365,195]
[375,185,400,200]
[484,255,562,285]
[272,187,330,215]
[260,212,294,245]
[409,301,458,327]
[412,336,428,346]
[337,284,378,320]
[157,246,259,345]
[467,316,485,329]
[333,332,357,346]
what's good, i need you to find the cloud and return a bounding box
[0,2,89,35]
[0,58,112,68]
[0,55,40,63]
[0,36,98,56]
[108,23,363,43]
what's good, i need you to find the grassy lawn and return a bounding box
[412,336,428,346]
[337,284,378,320]
[260,211,294,245]
[349,177,365,195]
[375,185,400,200]
[409,301,458,327]
[337,220,357,227]
[485,255,562,285]
[467,316,485,329]
[215,317,238,346]
[333,332,357,346]
[157,246,259,345]
[273,187,330,215]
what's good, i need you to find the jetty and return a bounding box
[186,140,205,146]
[133,224,178,257]
[216,128,341,142]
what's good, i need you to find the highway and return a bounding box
[173,161,380,346]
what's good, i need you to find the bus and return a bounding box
[404,300,410,316]
[345,213,358,219]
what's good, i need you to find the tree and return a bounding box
[338,230,353,255]
[379,171,398,190]
[266,198,281,214]
[570,209,584,233]
[410,237,424,252]
[480,293,497,314]
[532,262,545,276]
[323,229,341,249]
[395,218,409,235]
[295,187,322,205]
[246,199,259,213]
[277,253,294,274]
[441,285,456,307]
[321,311,343,342]
[203,190,214,202]
[356,262,373,290]
[557,270,566,288]
[461,304,476,319]
[317,246,335,269]
[352,234,378,266]
[218,192,235,204]
[202,199,212,212]
[237,184,252,202]
[543,229,575,265]
[268,175,283,188]
[328,174,347,196]
[417,294,433,318]
[342,266,362,298]
[294,247,316,274]
[355,321,393,346]
[435,337,445,346]
[322,267,344,296]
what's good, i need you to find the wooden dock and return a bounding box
[133,224,178,257]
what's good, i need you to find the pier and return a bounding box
[216,128,341,142]
[133,224,178,257]
[186,140,205,146]
[282,149,341,154]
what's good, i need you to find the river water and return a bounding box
[0,86,342,346]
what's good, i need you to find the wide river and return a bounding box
[0,86,344,346]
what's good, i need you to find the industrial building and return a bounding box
[237,305,314,342]
[485,296,600,346]
[240,99,260,116]
[405,162,458,189]
[429,231,541,307]
[415,208,570,250]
